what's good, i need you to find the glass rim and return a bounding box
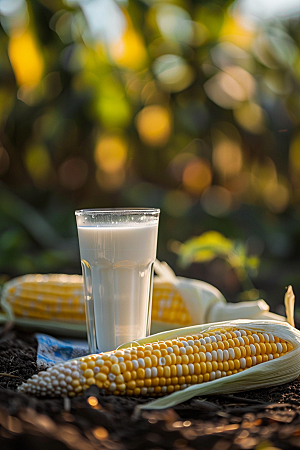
[75,208,160,216]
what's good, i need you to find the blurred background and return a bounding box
[0,0,300,315]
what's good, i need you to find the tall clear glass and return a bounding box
[75,208,160,353]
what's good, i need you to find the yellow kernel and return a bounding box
[234,359,240,370]
[212,361,218,372]
[176,356,182,364]
[234,347,241,359]
[123,371,131,382]
[144,379,152,387]
[86,377,96,386]
[164,366,171,378]
[136,379,144,387]
[203,373,210,382]
[74,386,83,393]
[191,375,198,384]
[181,355,189,364]
[87,361,95,369]
[186,375,191,384]
[152,377,159,386]
[206,362,212,373]
[217,341,225,351]
[194,353,200,363]
[137,351,144,358]
[198,374,204,383]
[127,380,136,390]
[100,366,109,375]
[159,377,166,386]
[248,336,254,344]
[151,355,158,366]
[95,373,107,382]
[287,343,294,352]
[246,357,252,368]
[256,355,263,364]
[245,345,251,356]
[71,379,80,387]
[103,380,110,389]
[134,387,141,396]
[228,360,235,370]
[273,353,280,359]
[137,368,145,379]
[157,366,164,377]
[153,349,161,358]
[206,344,213,353]
[281,343,287,353]
[167,385,175,393]
[188,354,194,363]
[174,385,180,391]
[218,362,223,371]
[111,364,121,376]
[131,370,137,380]
[171,377,178,385]
[119,362,126,373]
[228,339,235,348]
[117,383,126,392]
[200,362,206,373]
[84,369,94,379]
[126,389,133,396]
[199,352,206,362]
[194,363,201,375]
[80,363,87,371]
[115,375,124,384]
[262,354,268,362]
[178,376,185,385]
[223,361,229,371]
[165,355,172,365]
[104,360,112,368]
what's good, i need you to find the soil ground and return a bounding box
[1,323,300,450]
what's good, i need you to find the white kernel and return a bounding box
[39,381,47,388]
[209,371,216,381]
[161,386,168,394]
[211,351,217,361]
[234,331,241,337]
[206,352,212,362]
[182,341,188,347]
[80,377,86,384]
[240,358,246,369]
[50,369,59,377]
[141,387,148,395]
[65,376,73,384]
[95,359,104,366]
[67,385,73,392]
[238,337,245,345]
[194,340,200,346]
[176,365,183,377]
[263,333,270,342]
[138,358,145,368]
[64,369,72,376]
[221,371,227,377]
[228,348,235,359]
[269,333,275,343]
[132,360,139,370]
[250,344,256,355]
[204,337,211,344]
[276,343,283,353]
[52,380,59,387]
[166,347,173,353]
[180,347,186,354]
[43,377,51,383]
[108,373,116,381]
[148,387,154,394]
[151,367,157,377]
[215,335,222,342]
[72,371,80,379]
[60,381,67,388]
[217,349,223,361]
[145,368,151,378]
[200,338,206,345]
[268,354,273,360]
[158,357,166,366]
[93,367,100,374]
[240,330,247,336]
[215,370,222,379]
[223,350,229,361]
[252,356,257,365]
[210,336,217,343]
[180,384,187,390]
[57,374,65,381]
[110,356,118,364]
[188,363,194,375]
[32,374,39,379]
[252,334,260,343]
[109,382,116,392]
[118,357,124,363]
[188,340,194,346]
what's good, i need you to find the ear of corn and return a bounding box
[17,320,300,410]
[1,274,197,328]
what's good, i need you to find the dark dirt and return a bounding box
[1,324,300,450]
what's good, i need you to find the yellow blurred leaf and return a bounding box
[8,28,44,87]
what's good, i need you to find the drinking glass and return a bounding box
[75,208,160,353]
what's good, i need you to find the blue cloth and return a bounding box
[35,333,90,368]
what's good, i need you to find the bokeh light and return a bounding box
[136,105,172,147]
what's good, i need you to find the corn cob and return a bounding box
[1,274,192,327]
[17,320,300,408]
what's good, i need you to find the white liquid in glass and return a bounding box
[77,223,158,352]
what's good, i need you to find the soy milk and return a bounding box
[77,223,158,352]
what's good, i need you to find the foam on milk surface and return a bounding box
[77,224,158,352]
